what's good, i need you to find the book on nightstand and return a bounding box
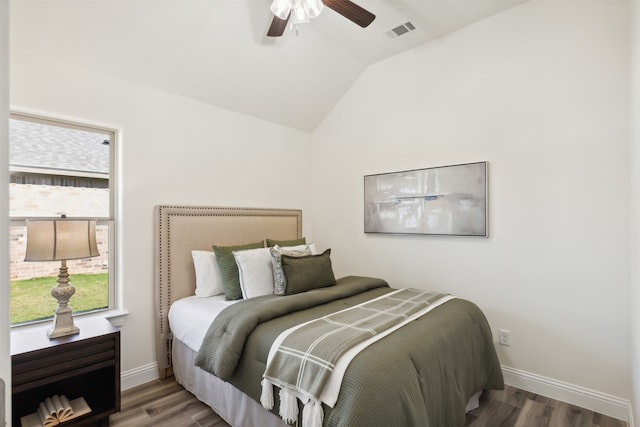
[20,395,91,427]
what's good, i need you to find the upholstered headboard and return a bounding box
[154,205,302,378]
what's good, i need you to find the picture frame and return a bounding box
[364,161,488,237]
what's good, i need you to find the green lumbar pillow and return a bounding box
[265,237,306,248]
[281,249,336,295]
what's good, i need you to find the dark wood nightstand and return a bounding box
[11,317,120,427]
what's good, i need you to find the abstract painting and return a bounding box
[364,162,488,236]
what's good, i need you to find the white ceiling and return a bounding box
[11,0,527,132]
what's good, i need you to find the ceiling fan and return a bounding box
[267,0,376,37]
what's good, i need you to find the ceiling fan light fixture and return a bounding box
[271,0,293,20]
[291,6,310,24]
[302,0,324,19]
[266,0,375,37]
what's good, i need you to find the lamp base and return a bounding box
[47,323,80,339]
[47,304,80,338]
[47,260,81,339]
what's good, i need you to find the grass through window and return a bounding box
[10,273,109,325]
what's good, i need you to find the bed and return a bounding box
[154,205,504,427]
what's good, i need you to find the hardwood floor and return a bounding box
[465,386,626,427]
[109,377,627,427]
[109,378,230,427]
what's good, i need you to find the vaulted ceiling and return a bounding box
[10,0,526,132]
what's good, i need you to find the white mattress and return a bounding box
[168,294,237,352]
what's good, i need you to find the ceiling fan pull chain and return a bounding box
[289,22,300,36]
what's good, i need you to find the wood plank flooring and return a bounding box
[465,386,626,427]
[109,377,627,427]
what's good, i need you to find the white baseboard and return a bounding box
[502,365,630,423]
[121,362,159,391]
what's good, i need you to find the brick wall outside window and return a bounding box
[10,183,110,280]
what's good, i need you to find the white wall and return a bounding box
[630,1,640,425]
[9,60,313,378]
[1,1,10,424]
[313,0,630,418]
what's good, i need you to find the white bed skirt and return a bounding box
[172,338,482,426]
[173,338,288,427]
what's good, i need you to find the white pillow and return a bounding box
[191,250,224,297]
[233,247,274,299]
[283,242,318,255]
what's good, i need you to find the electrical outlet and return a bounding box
[499,329,511,346]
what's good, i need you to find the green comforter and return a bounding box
[196,276,504,427]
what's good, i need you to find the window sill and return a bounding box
[10,309,129,334]
[103,309,129,328]
[67,308,129,329]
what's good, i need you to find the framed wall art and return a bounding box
[364,161,488,237]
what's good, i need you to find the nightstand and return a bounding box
[11,317,120,426]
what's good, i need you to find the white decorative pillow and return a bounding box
[270,244,313,295]
[307,242,318,255]
[191,250,225,297]
[280,243,318,254]
[233,247,275,299]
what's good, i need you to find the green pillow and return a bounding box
[281,249,336,295]
[213,241,264,300]
[270,245,312,295]
[266,237,306,248]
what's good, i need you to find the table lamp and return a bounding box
[24,218,100,338]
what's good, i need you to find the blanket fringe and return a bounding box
[261,379,274,410]
[279,387,299,423]
[302,399,323,427]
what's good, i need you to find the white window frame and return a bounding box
[8,111,122,328]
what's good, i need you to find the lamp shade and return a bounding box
[25,219,99,261]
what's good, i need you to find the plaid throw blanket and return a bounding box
[261,288,454,427]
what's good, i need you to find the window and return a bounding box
[9,113,116,325]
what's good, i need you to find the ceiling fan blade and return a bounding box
[323,0,375,28]
[267,14,290,37]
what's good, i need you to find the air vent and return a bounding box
[387,21,416,39]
